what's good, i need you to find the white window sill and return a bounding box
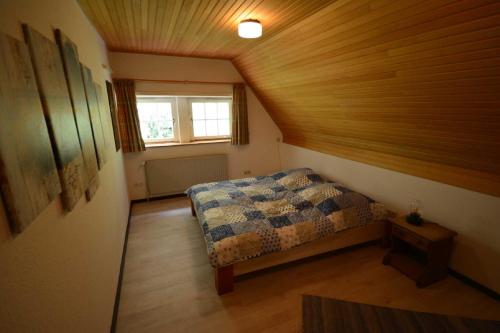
[145,139,231,149]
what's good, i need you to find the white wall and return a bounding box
[280,143,500,293]
[109,52,282,200]
[0,1,130,332]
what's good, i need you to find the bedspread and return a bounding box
[187,168,390,268]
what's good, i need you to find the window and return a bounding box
[136,95,231,146]
[137,96,177,143]
[190,98,231,139]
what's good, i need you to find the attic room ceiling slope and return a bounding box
[77,0,336,58]
[232,0,500,196]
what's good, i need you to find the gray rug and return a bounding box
[303,295,500,333]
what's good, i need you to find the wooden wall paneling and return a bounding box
[77,0,337,58]
[55,29,101,201]
[232,0,500,197]
[81,65,107,169]
[0,33,61,234]
[23,25,87,211]
[76,0,500,196]
[105,81,121,151]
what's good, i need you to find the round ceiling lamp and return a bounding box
[238,19,262,39]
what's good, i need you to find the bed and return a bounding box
[186,168,391,294]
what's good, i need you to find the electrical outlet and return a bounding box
[243,170,251,175]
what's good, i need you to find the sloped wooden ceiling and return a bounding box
[233,0,500,196]
[77,0,336,58]
[78,0,500,196]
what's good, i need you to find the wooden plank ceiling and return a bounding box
[79,0,500,196]
[77,0,336,58]
[233,0,500,196]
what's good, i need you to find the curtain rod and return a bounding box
[112,78,242,85]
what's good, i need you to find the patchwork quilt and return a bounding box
[186,168,390,268]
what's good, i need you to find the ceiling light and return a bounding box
[238,19,262,39]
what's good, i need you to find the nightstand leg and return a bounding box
[383,253,391,265]
[381,219,392,248]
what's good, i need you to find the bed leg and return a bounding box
[190,199,196,217]
[215,265,234,295]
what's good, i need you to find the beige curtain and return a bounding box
[231,83,249,145]
[114,79,146,153]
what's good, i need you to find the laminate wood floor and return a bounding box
[116,197,500,333]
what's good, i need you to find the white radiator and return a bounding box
[145,154,228,197]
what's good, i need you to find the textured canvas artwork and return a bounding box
[0,32,61,233]
[23,24,87,211]
[95,83,112,152]
[105,81,121,151]
[81,65,107,169]
[55,29,100,201]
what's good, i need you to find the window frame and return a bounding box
[136,95,179,145]
[187,97,232,141]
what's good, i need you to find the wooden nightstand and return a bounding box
[383,216,457,288]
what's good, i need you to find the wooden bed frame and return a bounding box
[190,199,387,295]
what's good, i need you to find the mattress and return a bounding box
[187,168,390,268]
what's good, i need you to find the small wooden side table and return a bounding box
[383,216,457,288]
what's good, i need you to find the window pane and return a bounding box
[160,120,174,138]
[193,120,206,137]
[137,101,174,141]
[217,102,230,119]
[218,119,230,136]
[158,103,172,119]
[189,99,231,139]
[206,120,218,136]
[192,103,205,120]
[138,103,154,117]
[205,103,217,119]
